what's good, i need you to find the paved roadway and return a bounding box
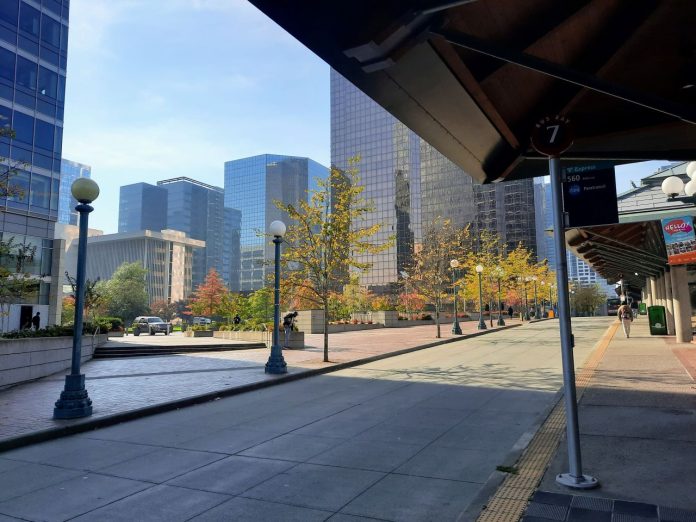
[0,318,612,521]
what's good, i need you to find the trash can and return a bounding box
[639,303,647,315]
[647,306,667,335]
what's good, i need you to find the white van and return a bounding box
[193,317,212,325]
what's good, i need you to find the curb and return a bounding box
[0,323,522,453]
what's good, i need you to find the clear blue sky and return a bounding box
[61,0,669,233]
[62,0,330,232]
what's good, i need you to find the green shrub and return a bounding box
[97,316,123,331]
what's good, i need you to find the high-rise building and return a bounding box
[118,182,168,233]
[86,230,204,305]
[224,207,242,292]
[58,158,90,225]
[331,70,537,290]
[117,178,240,290]
[0,0,70,330]
[534,178,612,295]
[157,177,227,289]
[224,154,328,292]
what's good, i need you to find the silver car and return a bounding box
[132,316,171,336]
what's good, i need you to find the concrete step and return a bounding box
[93,343,266,358]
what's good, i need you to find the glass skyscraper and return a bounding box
[118,182,168,233]
[331,69,537,290]
[0,0,69,329]
[118,178,241,291]
[224,154,328,292]
[58,158,90,225]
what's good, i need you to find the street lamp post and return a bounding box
[265,220,287,374]
[450,259,462,335]
[496,267,505,326]
[532,275,539,318]
[54,178,100,419]
[541,281,548,317]
[476,264,486,330]
[523,276,531,321]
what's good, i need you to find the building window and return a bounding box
[15,56,37,91]
[18,3,40,38]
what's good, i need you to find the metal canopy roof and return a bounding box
[249,0,696,183]
[565,221,667,292]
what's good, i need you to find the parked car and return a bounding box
[132,316,171,336]
[193,317,212,326]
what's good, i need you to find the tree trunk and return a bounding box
[323,300,329,362]
[435,297,441,338]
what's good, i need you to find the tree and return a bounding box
[403,218,470,338]
[61,296,75,326]
[276,159,392,362]
[218,292,246,323]
[101,262,149,325]
[0,237,37,328]
[397,292,427,319]
[246,286,274,324]
[65,273,106,326]
[150,300,177,321]
[570,283,606,316]
[189,269,228,318]
[0,127,27,200]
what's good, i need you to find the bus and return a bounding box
[607,298,621,316]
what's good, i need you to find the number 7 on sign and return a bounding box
[530,115,574,156]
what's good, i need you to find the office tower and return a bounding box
[534,178,612,294]
[117,178,240,291]
[331,69,538,290]
[224,207,242,292]
[0,1,70,330]
[118,182,168,233]
[157,177,226,289]
[86,230,204,304]
[58,158,90,225]
[224,154,328,292]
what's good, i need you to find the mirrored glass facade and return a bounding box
[331,69,538,290]
[118,183,168,233]
[0,0,70,326]
[58,158,90,225]
[224,154,328,292]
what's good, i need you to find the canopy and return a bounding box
[249,0,696,183]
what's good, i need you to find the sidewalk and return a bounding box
[510,317,696,521]
[0,319,521,450]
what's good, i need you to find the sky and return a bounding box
[61,0,669,233]
[62,0,330,233]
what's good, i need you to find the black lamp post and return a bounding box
[532,275,539,318]
[523,276,531,321]
[450,259,462,335]
[265,220,287,374]
[54,178,100,419]
[476,264,486,330]
[541,281,549,317]
[496,267,505,326]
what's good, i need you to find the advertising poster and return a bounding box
[661,215,696,265]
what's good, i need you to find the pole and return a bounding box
[265,236,287,374]
[533,280,538,318]
[477,272,487,330]
[452,269,462,335]
[523,281,530,321]
[54,203,93,419]
[549,156,598,489]
[497,277,505,326]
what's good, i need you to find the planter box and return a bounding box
[108,331,124,338]
[283,331,304,349]
[0,334,107,389]
[373,310,399,327]
[214,331,270,344]
[184,330,214,338]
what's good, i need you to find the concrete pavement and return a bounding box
[0,320,520,448]
[0,318,610,521]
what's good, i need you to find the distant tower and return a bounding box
[224,154,328,291]
[59,159,91,225]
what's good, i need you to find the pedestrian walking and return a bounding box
[507,306,514,319]
[31,312,40,331]
[617,303,633,338]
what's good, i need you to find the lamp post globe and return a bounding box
[661,176,684,198]
[450,260,462,335]
[71,177,100,203]
[685,179,696,197]
[475,265,486,330]
[54,179,100,419]
[687,161,696,179]
[265,220,287,374]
